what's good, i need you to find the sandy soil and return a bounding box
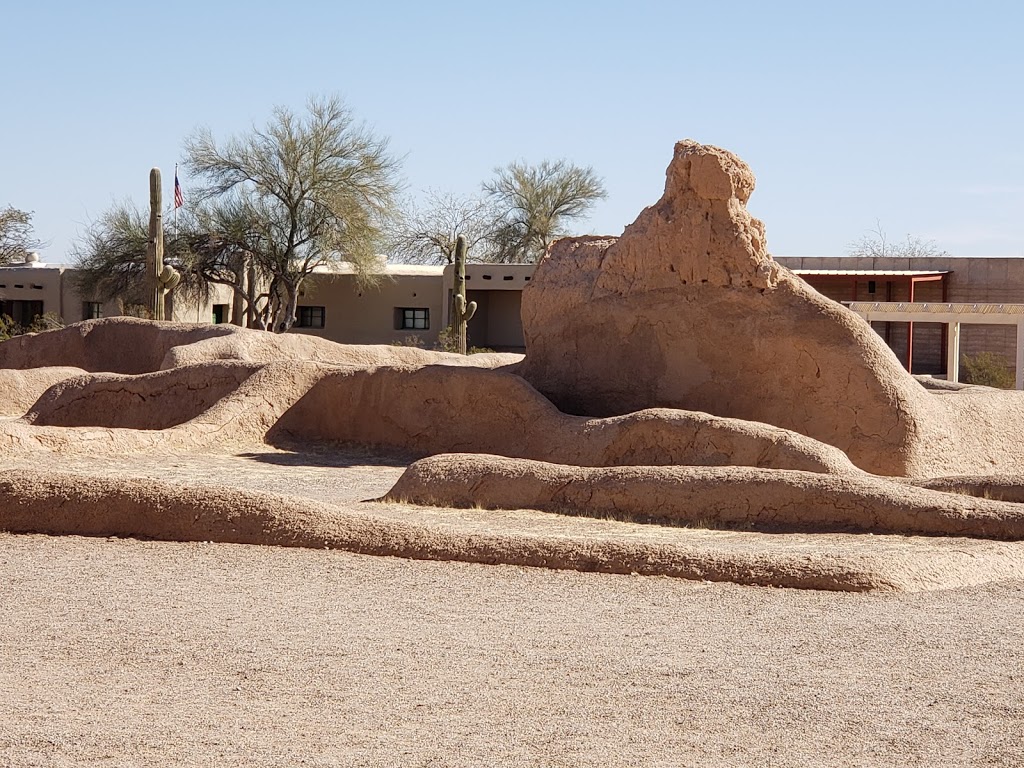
[0,448,1023,766]
[1,533,1022,767]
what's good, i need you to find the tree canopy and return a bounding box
[388,191,499,265]
[0,206,44,264]
[184,95,401,330]
[74,96,402,331]
[483,160,607,263]
[389,160,608,266]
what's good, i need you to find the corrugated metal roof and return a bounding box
[793,269,951,277]
[849,301,1024,316]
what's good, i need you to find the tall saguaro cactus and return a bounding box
[146,168,164,320]
[452,235,477,355]
[144,167,182,321]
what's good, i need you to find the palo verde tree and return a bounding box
[483,160,607,263]
[71,200,208,315]
[184,95,401,331]
[74,197,272,324]
[0,206,45,264]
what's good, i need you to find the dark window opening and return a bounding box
[212,304,229,324]
[296,306,325,328]
[0,300,44,327]
[83,301,102,320]
[397,307,429,330]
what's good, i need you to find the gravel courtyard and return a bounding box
[0,449,1022,767]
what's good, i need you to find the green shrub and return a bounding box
[0,315,21,341]
[390,334,425,348]
[434,327,458,353]
[28,312,64,332]
[960,352,1015,389]
[0,312,66,342]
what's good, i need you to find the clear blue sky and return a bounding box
[3,0,1022,261]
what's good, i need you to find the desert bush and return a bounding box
[434,327,458,353]
[960,352,1015,389]
[0,315,20,341]
[391,334,426,348]
[433,327,493,354]
[0,312,65,341]
[29,312,64,332]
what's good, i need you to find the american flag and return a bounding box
[174,171,184,209]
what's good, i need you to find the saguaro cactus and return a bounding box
[146,168,164,320]
[452,235,477,355]
[144,168,181,321]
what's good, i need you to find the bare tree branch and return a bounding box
[388,191,500,264]
[847,221,950,259]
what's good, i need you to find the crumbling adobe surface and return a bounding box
[2,140,1024,593]
[0,366,88,416]
[0,316,521,374]
[517,141,1024,477]
[387,454,1024,540]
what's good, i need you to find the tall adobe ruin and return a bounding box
[519,140,1024,477]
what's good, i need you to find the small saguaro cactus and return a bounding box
[452,235,477,355]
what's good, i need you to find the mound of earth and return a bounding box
[0,317,522,375]
[26,362,262,430]
[0,143,1022,593]
[386,454,1024,539]
[2,465,1024,593]
[267,364,858,473]
[0,366,88,416]
[518,141,1024,478]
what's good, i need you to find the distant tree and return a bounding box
[72,199,276,327]
[0,312,65,342]
[483,160,607,263]
[73,97,400,332]
[184,95,401,331]
[72,202,160,307]
[847,222,949,259]
[388,191,499,264]
[0,206,45,264]
[961,351,1015,389]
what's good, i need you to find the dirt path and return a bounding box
[1,447,1023,765]
[1,532,1022,767]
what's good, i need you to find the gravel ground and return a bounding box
[0,534,1022,767]
[1,448,1023,766]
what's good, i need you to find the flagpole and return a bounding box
[174,163,179,239]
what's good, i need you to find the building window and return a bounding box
[399,308,429,330]
[0,300,43,327]
[212,304,229,324]
[296,306,325,328]
[83,302,102,320]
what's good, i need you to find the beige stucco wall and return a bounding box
[0,265,64,323]
[289,270,445,346]
[0,262,239,327]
